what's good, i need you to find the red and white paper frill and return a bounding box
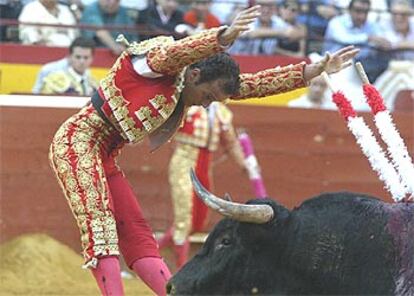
[374,111,414,197]
[362,84,414,200]
[332,92,407,201]
[347,116,407,201]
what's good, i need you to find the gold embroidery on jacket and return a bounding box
[100,51,187,143]
[150,95,175,119]
[172,67,186,103]
[49,107,120,267]
[101,28,226,143]
[126,35,174,55]
[147,28,224,76]
[100,52,146,143]
[233,62,307,100]
[135,106,156,131]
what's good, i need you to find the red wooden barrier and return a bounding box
[1,101,412,253]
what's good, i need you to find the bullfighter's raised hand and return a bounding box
[303,46,360,83]
[219,5,261,46]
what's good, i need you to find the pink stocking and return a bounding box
[157,226,174,249]
[132,257,172,296]
[91,256,124,296]
[174,240,190,269]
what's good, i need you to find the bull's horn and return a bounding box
[190,170,274,224]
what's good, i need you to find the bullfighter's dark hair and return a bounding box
[69,37,96,54]
[189,52,241,96]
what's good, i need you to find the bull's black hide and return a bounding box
[168,192,414,295]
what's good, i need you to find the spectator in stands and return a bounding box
[333,0,389,21]
[183,0,221,34]
[275,0,307,57]
[381,0,414,61]
[33,37,97,95]
[324,0,392,82]
[228,0,287,55]
[18,0,78,46]
[81,0,149,15]
[80,0,135,56]
[298,0,338,36]
[118,0,149,20]
[288,75,335,109]
[0,0,22,41]
[137,0,185,39]
[297,0,338,53]
[374,1,414,108]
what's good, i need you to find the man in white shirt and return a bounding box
[18,0,77,46]
[324,0,391,82]
[381,0,414,61]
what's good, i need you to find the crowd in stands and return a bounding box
[0,0,413,103]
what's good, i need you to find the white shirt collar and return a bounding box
[68,67,88,83]
[156,5,171,24]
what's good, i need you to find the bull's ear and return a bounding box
[238,199,290,249]
[245,198,290,224]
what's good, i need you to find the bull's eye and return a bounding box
[215,237,232,250]
[222,238,231,245]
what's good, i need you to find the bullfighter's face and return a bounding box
[181,68,230,108]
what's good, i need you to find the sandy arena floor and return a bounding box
[0,234,154,295]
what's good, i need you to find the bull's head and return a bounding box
[168,174,414,295]
[167,171,291,295]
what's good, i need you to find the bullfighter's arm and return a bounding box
[231,45,359,100]
[230,63,307,100]
[145,6,261,76]
[145,27,228,76]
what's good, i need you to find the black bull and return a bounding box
[167,176,414,295]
